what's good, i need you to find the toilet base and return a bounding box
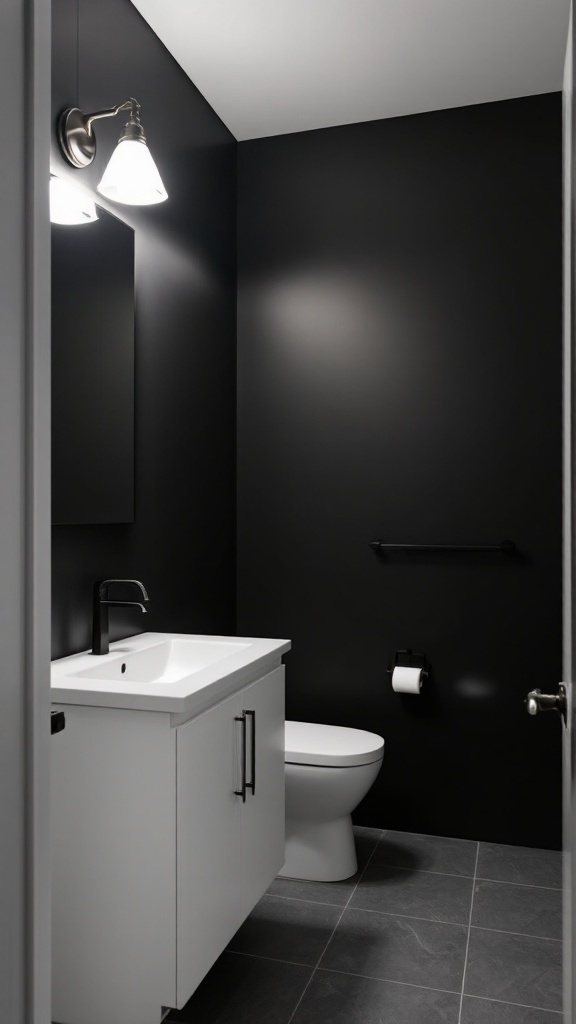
[279,814,358,881]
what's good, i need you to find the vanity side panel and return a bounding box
[51,705,176,1024]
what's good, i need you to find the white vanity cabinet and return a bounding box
[51,662,285,1024]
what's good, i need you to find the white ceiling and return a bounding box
[130,0,570,141]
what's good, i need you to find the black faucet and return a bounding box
[92,579,150,655]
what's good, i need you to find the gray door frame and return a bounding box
[565,3,575,1021]
[0,0,52,1021]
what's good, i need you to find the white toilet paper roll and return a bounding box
[392,665,422,694]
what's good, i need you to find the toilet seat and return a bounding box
[285,721,384,768]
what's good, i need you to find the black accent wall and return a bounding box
[51,0,237,657]
[237,96,563,847]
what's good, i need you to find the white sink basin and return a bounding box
[51,632,291,715]
[75,637,250,684]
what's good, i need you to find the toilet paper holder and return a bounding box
[387,649,430,679]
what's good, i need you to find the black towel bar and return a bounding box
[370,539,516,554]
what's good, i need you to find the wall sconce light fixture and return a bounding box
[49,174,98,225]
[58,98,168,206]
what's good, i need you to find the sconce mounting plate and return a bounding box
[59,108,96,169]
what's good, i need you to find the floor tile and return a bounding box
[460,995,562,1023]
[291,969,461,1024]
[350,863,474,924]
[227,895,342,966]
[464,928,562,1012]
[374,831,477,877]
[476,845,562,890]
[165,951,312,1024]
[268,829,380,906]
[319,906,467,991]
[471,881,562,940]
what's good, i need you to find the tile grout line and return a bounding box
[315,968,563,1012]
[360,863,474,881]
[263,897,561,944]
[261,895,469,931]
[457,840,480,1024]
[265,893,358,909]
[224,951,460,997]
[226,949,315,970]
[463,992,564,1014]
[366,862,478,881]
[285,834,384,1024]
[470,924,562,944]
[316,965,460,996]
[474,876,562,892]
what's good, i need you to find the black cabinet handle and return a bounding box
[245,709,256,796]
[51,710,66,735]
[234,714,247,802]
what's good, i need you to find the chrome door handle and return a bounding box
[525,685,567,723]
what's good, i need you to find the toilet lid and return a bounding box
[285,721,385,767]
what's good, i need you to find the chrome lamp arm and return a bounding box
[59,97,144,169]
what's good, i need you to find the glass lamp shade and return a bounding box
[96,138,168,206]
[50,176,98,225]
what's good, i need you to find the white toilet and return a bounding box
[280,721,385,882]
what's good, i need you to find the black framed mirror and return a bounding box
[51,204,135,525]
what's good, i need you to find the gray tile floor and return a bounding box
[166,828,563,1024]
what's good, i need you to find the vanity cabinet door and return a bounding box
[239,667,286,915]
[176,693,243,1007]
